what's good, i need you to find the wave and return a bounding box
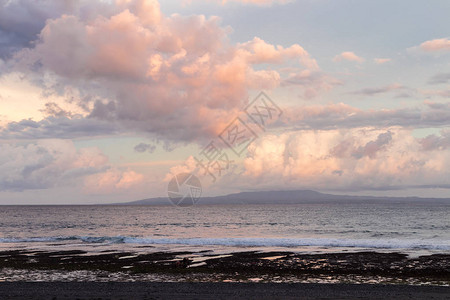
[1,236,450,251]
[124,237,450,250]
[0,236,125,244]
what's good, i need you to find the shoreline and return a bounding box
[1,249,449,285]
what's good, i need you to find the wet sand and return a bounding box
[1,249,449,284]
[0,282,449,299]
[1,249,449,298]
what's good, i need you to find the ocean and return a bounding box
[1,202,449,257]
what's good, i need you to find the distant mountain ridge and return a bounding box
[111,190,450,205]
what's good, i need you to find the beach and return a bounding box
[0,204,449,298]
[0,282,449,300]
[1,248,449,298]
[1,249,450,284]
[2,0,450,298]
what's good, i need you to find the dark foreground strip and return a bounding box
[0,282,448,300]
[1,250,449,281]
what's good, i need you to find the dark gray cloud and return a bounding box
[424,90,450,98]
[280,102,450,131]
[330,131,393,159]
[0,115,118,139]
[420,130,450,151]
[134,143,156,153]
[428,73,450,84]
[40,102,73,117]
[3,101,450,142]
[0,0,116,59]
[352,131,392,159]
[0,0,66,59]
[349,84,404,96]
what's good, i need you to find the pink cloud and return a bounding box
[333,51,365,63]
[282,102,360,124]
[281,69,342,99]
[240,128,450,191]
[164,99,450,192]
[419,38,450,52]
[374,58,391,64]
[240,37,318,70]
[420,89,450,98]
[15,0,318,143]
[185,0,292,6]
[274,100,450,132]
[84,169,144,194]
[0,139,144,192]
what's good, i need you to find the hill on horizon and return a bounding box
[110,190,450,206]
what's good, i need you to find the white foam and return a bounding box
[123,237,450,251]
[1,236,449,251]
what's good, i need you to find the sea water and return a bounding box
[0,202,449,256]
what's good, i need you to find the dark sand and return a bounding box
[0,282,449,300]
[1,250,449,299]
[1,250,449,284]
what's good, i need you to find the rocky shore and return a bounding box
[0,249,449,285]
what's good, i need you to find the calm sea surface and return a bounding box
[0,202,449,256]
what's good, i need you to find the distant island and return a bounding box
[110,190,450,205]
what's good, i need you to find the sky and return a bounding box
[0,0,449,204]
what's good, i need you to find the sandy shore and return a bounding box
[0,282,448,299]
[1,249,449,285]
[1,249,449,298]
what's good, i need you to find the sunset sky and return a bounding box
[0,0,449,204]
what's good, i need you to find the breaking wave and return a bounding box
[1,236,450,251]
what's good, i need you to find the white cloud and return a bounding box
[0,139,143,193]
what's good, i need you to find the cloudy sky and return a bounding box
[0,0,449,204]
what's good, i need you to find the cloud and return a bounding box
[349,83,404,96]
[420,89,450,98]
[350,131,392,159]
[4,98,449,142]
[281,69,342,99]
[83,169,144,195]
[165,100,450,192]
[420,129,450,151]
[424,100,450,110]
[225,0,292,4]
[240,128,450,191]
[374,58,391,64]
[280,102,450,130]
[240,37,318,70]
[0,139,144,194]
[185,0,293,6]
[0,0,118,59]
[419,37,450,52]
[40,102,73,118]
[0,115,118,139]
[164,97,450,194]
[8,0,317,143]
[0,139,105,191]
[333,51,364,63]
[428,73,450,84]
[134,142,156,153]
